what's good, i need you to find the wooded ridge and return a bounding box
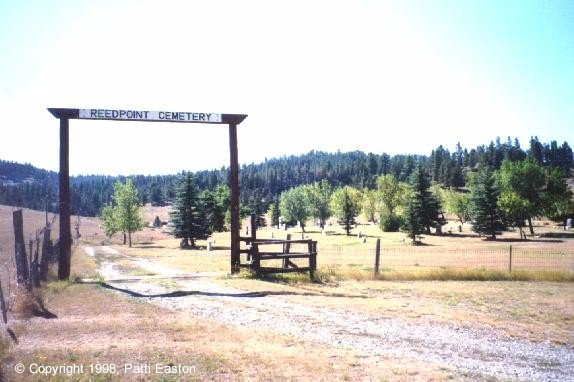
[0,136,571,217]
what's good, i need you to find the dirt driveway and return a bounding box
[89,245,574,381]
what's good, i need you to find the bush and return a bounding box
[379,213,401,232]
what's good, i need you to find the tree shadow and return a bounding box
[32,299,58,319]
[99,282,369,299]
[439,233,480,239]
[493,238,564,243]
[7,328,18,344]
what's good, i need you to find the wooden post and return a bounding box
[250,213,257,241]
[32,233,41,288]
[40,225,51,281]
[509,245,513,273]
[283,234,292,268]
[309,241,317,280]
[252,243,260,277]
[13,210,29,284]
[0,281,7,324]
[229,123,240,274]
[59,117,72,280]
[374,238,381,278]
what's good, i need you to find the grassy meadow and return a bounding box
[1,205,573,380]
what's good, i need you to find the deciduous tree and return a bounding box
[100,179,145,247]
[306,180,333,229]
[279,185,311,232]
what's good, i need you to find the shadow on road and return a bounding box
[99,282,369,299]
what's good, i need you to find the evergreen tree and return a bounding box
[331,186,362,236]
[213,184,230,231]
[268,199,281,228]
[542,168,574,225]
[529,136,544,164]
[169,172,211,248]
[408,165,444,234]
[401,197,425,244]
[470,168,503,239]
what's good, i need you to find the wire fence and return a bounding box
[318,244,574,275]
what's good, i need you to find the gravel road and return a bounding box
[89,246,574,381]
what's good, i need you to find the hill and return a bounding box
[1,136,572,217]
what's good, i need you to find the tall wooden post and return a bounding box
[58,117,71,280]
[374,238,381,277]
[13,209,29,283]
[229,123,240,274]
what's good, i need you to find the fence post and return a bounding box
[0,280,7,324]
[374,238,381,278]
[13,210,29,285]
[252,243,260,277]
[283,234,292,269]
[509,245,513,273]
[309,241,317,280]
[40,225,52,281]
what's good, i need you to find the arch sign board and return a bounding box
[48,107,247,280]
[79,108,223,123]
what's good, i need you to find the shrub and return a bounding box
[379,213,401,232]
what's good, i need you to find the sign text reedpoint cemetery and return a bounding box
[79,109,223,123]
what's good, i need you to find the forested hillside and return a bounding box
[0,136,571,217]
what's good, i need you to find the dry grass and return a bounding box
[1,280,455,381]
[1,206,572,380]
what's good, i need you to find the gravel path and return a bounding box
[89,246,574,381]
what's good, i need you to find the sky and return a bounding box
[0,0,573,175]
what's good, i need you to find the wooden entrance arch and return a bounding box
[48,108,247,279]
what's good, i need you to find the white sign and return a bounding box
[79,109,223,123]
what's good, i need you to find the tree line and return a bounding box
[100,174,232,248]
[0,136,572,220]
[272,156,572,242]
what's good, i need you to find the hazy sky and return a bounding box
[1,0,573,175]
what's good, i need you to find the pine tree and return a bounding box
[401,197,425,244]
[331,186,362,236]
[269,199,281,228]
[169,172,211,248]
[408,165,444,234]
[470,168,503,239]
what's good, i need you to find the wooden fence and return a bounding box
[0,209,59,328]
[239,214,317,279]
